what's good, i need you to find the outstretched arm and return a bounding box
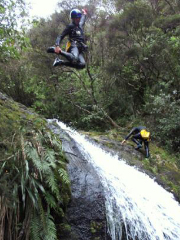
[79,9,87,27]
[121,127,136,144]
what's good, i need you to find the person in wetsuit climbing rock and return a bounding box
[47,8,88,69]
[121,126,151,158]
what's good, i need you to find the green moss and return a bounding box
[59,223,71,232]
[104,142,115,148]
[90,221,103,235]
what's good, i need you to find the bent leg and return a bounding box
[144,141,150,158]
[53,57,84,69]
[58,52,85,69]
[132,133,142,149]
[60,45,79,63]
[76,53,86,69]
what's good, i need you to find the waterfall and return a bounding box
[53,120,180,240]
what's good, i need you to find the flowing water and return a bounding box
[54,120,180,240]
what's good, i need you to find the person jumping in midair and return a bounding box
[47,8,88,69]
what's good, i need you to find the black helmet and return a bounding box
[70,9,82,19]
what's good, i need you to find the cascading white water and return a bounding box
[55,120,180,240]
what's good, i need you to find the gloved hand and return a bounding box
[55,46,61,54]
[121,139,126,145]
[82,9,87,15]
[81,42,88,51]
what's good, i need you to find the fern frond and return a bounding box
[26,187,38,208]
[58,168,70,185]
[38,198,46,229]
[45,132,54,146]
[51,137,63,152]
[20,134,26,161]
[45,131,63,153]
[43,191,57,209]
[30,212,41,240]
[21,172,26,206]
[44,150,56,168]
[43,212,57,240]
[45,171,60,200]
[25,144,42,171]
[33,178,45,193]
[0,161,7,175]
[57,158,67,167]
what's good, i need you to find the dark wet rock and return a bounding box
[0,92,8,101]
[48,120,111,240]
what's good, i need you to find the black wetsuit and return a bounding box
[55,14,87,69]
[125,126,150,158]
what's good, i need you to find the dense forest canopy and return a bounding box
[1,0,180,154]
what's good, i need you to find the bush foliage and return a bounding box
[1,0,180,154]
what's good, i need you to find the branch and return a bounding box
[67,99,91,114]
[164,0,176,13]
[70,68,93,98]
[98,107,120,129]
[86,55,98,105]
[68,98,120,129]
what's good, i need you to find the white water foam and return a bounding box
[55,120,180,240]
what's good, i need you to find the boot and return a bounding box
[135,144,142,150]
[53,57,64,67]
[47,46,55,53]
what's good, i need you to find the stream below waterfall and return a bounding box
[50,120,180,240]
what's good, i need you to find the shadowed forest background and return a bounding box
[1,0,180,155]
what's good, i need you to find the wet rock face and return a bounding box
[49,121,111,240]
[66,159,109,240]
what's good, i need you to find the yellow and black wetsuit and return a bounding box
[125,126,150,158]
